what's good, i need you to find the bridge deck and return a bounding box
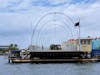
[30,50,87,59]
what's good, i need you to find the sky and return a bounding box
[0,0,100,48]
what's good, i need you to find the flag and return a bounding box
[75,22,80,27]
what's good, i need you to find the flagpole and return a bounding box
[75,20,81,51]
[79,19,81,51]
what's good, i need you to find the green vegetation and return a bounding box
[0,44,19,55]
[9,44,19,50]
[50,44,62,50]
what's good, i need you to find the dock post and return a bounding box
[8,55,11,63]
[8,58,10,63]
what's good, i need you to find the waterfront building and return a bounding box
[61,39,77,51]
[91,38,100,57]
[61,37,93,53]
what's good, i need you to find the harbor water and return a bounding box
[0,56,100,75]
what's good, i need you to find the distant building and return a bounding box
[0,46,9,49]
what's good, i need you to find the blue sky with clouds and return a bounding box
[0,0,100,48]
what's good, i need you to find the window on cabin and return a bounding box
[81,40,87,44]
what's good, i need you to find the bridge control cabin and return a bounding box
[76,37,93,53]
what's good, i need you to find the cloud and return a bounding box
[31,0,71,7]
[0,0,98,13]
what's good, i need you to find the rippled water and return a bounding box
[0,56,100,75]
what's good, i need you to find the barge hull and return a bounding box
[10,58,99,63]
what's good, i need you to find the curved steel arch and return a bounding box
[37,24,73,47]
[31,12,75,45]
[34,18,74,38]
[41,26,69,48]
[35,21,74,46]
